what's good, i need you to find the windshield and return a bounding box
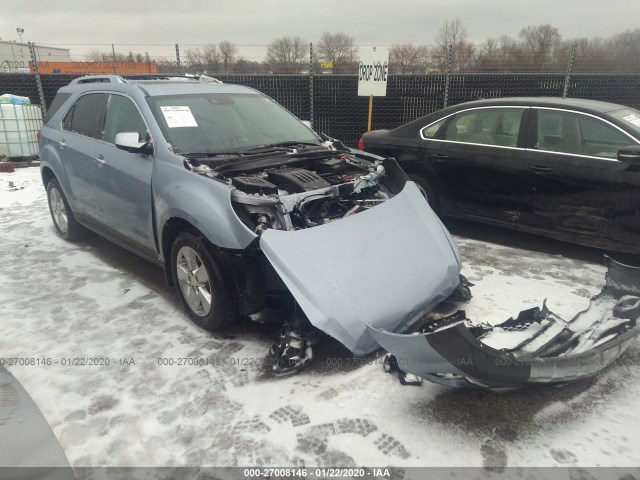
[146,92,318,155]
[609,108,640,137]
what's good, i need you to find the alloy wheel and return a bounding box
[175,246,213,317]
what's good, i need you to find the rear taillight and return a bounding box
[36,130,41,142]
[357,136,364,151]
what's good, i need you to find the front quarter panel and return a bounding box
[153,153,257,254]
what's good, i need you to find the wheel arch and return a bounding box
[161,216,199,286]
[41,166,57,187]
[401,164,442,214]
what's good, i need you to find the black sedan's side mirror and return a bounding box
[617,145,640,164]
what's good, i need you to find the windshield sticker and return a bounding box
[160,106,198,128]
[622,114,640,128]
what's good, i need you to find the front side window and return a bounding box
[537,109,632,159]
[62,93,108,139]
[445,108,524,147]
[146,93,318,155]
[103,95,148,144]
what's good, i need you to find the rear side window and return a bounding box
[62,93,108,139]
[445,108,524,147]
[420,118,446,139]
[45,92,71,123]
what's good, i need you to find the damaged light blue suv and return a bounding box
[39,74,465,374]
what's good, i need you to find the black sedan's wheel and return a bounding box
[408,174,440,214]
[46,179,83,240]
[171,230,238,330]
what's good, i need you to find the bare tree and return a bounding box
[185,44,222,73]
[266,36,308,73]
[519,24,562,70]
[389,44,430,74]
[607,29,640,72]
[317,32,357,73]
[474,36,529,71]
[433,18,475,71]
[218,41,238,73]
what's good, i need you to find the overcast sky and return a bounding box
[1,0,639,59]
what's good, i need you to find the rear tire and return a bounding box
[46,179,84,241]
[171,230,239,330]
[408,173,440,214]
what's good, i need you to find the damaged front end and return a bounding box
[188,147,464,371]
[369,256,640,390]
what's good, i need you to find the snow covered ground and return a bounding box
[1,166,639,470]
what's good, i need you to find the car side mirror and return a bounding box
[115,132,153,155]
[617,145,640,164]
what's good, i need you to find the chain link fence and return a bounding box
[1,42,640,147]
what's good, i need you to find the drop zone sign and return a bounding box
[358,47,389,97]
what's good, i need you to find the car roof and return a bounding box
[130,81,256,96]
[387,96,635,137]
[453,97,630,114]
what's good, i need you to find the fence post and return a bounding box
[111,44,118,74]
[309,42,314,128]
[28,42,47,118]
[563,45,577,99]
[175,43,181,74]
[443,43,453,107]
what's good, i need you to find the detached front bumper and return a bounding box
[259,182,462,356]
[369,256,640,390]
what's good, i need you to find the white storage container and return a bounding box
[0,104,43,161]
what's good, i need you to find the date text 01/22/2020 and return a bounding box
[243,468,392,478]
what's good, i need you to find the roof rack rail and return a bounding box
[69,75,127,85]
[123,74,223,84]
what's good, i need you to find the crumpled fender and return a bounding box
[369,256,640,389]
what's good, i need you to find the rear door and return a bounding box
[523,107,640,247]
[92,93,156,254]
[426,106,530,223]
[60,92,108,220]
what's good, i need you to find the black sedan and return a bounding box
[360,97,640,254]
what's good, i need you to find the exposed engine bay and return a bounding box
[188,149,398,235]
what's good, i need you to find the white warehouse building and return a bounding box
[0,41,71,72]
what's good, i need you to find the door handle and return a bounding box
[93,154,106,166]
[433,153,451,162]
[529,165,553,174]
[57,139,65,149]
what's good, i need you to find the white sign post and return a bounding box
[358,47,389,131]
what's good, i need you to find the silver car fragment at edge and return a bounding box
[38,74,464,371]
[371,256,640,390]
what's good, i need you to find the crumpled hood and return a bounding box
[259,181,462,356]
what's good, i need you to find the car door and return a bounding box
[60,93,108,220]
[92,93,156,255]
[425,106,530,223]
[523,107,640,247]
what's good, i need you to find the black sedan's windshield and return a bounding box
[147,92,319,155]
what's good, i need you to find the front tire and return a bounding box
[46,179,84,240]
[171,230,238,330]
